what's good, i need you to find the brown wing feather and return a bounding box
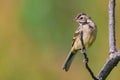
[72,27,81,46]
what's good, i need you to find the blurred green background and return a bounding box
[0,0,120,80]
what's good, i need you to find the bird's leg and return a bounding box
[83,52,89,63]
[81,46,86,53]
[82,46,88,63]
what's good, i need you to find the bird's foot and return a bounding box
[83,58,88,63]
[81,47,86,53]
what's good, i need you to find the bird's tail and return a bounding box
[62,50,77,72]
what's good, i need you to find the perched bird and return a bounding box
[62,13,97,72]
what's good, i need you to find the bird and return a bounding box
[62,13,97,72]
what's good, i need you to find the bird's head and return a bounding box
[74,13,91,25]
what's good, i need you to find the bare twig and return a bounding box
[97,52,120,80]
[108,0,117,52]
[80,31,98,80]
[96,0,120,80]
[83,52,98,80]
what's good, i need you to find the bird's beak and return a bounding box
[73,17,77,21]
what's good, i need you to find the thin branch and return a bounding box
[96,0,120,80]
[83,52,98,80]
[109,0,117,52]
[97,52,120,80]
[80,31,98,80]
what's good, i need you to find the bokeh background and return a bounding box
[0,0,120,80]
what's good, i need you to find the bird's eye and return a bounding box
[80,17,83,19]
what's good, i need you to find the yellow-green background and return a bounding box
[0,0,120,80]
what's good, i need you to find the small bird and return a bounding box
[62,13,97,72]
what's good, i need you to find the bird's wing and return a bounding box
[72,27,81,46]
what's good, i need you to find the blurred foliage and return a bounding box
[0,0,120,80]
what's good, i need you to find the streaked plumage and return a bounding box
[63,13,97,71]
